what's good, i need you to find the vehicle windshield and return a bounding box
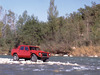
[30,47,40,50]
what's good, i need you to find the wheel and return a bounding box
[13,54,19,61]
[25,59,27,61]
[31,54,37,62]
[43,59,48,62]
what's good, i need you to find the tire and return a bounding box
[31,54,37,62]
[13,54,19,61]
[43,59,48,62]
[25,59,27,61]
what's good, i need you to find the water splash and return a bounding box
[0,58,80,66]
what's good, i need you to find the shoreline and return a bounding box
[0,53,99,58]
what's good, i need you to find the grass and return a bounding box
[70,46,100,57]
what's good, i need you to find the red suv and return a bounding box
[11,45,50,62]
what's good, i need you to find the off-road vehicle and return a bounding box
[11,45,50,62]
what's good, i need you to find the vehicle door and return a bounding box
[19,46,25,57]
[24,46,30,58]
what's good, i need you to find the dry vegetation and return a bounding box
[41,42,71,54]
[70,46,100,57]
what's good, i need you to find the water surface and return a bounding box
[0,55,100,75]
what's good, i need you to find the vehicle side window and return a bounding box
[20,46,24,50]
[25,47,29,51]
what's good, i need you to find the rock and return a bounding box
[4,54,7,55]
[53,70,60,73]
[94,55,98,57]
[69,55,73,57]
[72,47,76,50]
[63,54,68,57]
[54,54,59,56]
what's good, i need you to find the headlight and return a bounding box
[48,54,50,56]
[39,53,41,56]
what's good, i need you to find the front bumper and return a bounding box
[38,56,49,60]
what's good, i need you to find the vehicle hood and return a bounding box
[37,50,49,53]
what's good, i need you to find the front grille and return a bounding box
[42,53,47,56]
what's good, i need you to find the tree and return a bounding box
[7,10,16,37]
[47,0,58,21]
[0,22,3,37]
[17,10,30,27]
[47,0,58,38]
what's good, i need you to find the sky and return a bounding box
[0,0,100,22]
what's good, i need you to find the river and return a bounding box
[0,55,100,75]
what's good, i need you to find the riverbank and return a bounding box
[0,46,100,57]
[49,46,100,57]
[70,46,100,57]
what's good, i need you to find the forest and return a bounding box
[0,0,100,56]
